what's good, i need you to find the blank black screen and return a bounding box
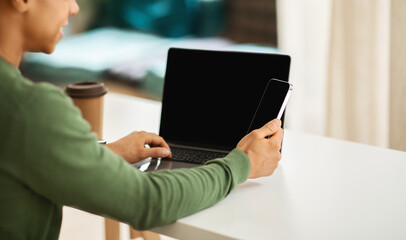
[247,79,292,133]
[160,48,291,151]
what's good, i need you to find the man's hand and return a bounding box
[237,119,284,179]
[106,131,172,164]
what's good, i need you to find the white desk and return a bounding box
[104,93,406,240]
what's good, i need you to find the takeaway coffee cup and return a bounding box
[65,81,108,139]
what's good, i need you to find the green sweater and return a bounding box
[0,56,250,239]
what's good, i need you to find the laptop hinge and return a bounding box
[168,143,230,154]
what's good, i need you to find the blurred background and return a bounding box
[23,0,404,239]
[21,0,405,151]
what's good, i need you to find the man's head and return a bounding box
[0,0,79,55]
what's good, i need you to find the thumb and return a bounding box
[145,147,171,159]
[258,119,281,138]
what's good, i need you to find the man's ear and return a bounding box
[10,0,30,12]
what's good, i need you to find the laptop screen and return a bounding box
[159,48,291,151]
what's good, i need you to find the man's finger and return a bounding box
[144,133,170,149]
[145,147,172,159]
[258,119,282,138]
[268,128,284,150]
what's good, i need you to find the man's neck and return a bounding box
[0,51,22,67]
[0,29,24,67]
[0,10,24,67]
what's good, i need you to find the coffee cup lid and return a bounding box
[65,81,108,98]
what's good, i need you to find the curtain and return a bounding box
[278,0,406,151]
[327,0,390,148]
[389,0,406,151]
[277,0,332,136]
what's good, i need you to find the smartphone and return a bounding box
[247,78,293,133]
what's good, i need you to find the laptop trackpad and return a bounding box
[133,158,200,172]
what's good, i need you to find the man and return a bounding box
[0,0,284,239]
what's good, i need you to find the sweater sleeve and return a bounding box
[23,83,250,230]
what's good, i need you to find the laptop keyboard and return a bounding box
[169,146,228,165]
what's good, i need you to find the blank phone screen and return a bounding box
[247,79,291,133]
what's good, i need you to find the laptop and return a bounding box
[138,47,291,170]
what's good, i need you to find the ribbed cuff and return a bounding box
[206,148,251,185]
